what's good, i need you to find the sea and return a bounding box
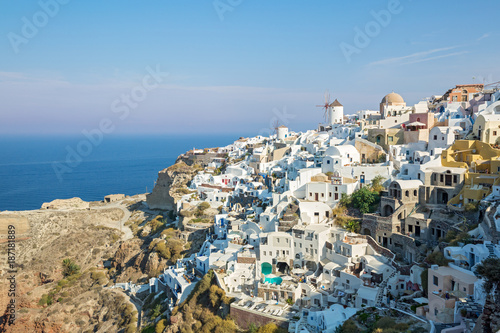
[0,134,243,211]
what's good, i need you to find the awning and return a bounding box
[452,254,468,261]
[407,121,426,127]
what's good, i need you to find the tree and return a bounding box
[474,258,500,333]
[351,187,376,214]
[370,175,386,193]
[475,258,500,294]
[62,258,80,277]
[345,220,360,233]
[151,304,162,319]
[420,269,428,296]
[339,193,352,207]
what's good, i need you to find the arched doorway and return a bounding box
[383,205,394,217]
[362,228,371,237]
[437,189,448,204]
[276,262,290,274]
[305,261,317,272]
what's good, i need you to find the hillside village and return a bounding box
[143,84,500,333]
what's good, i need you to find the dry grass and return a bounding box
[0,215,30,235]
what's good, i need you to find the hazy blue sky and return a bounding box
[1,0,499,135]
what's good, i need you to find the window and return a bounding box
[327,160,330,164]
[494,131,498,136]
[417,173,420,180]
[433,276,438,286]
[329,192,332,197]
[440,174,444,182]
[453,175,457,183]
[433,135,437,140]
[309,192,312,197]
[277,238,280,243]
[388,136,394,141]
[405,190,409,197]
[408,225,413,232]
[321,193,324,197]
[263,251,266,256]
[414,190,417,196]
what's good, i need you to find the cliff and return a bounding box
[146,162,202,211]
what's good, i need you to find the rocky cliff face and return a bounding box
[146,162,201,211]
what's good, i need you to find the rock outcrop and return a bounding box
[146,162,201,210]
[41,197,89,210]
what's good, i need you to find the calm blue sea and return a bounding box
[0,134,241,211]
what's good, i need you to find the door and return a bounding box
[315,193,319,201]
[415,226,421,237]
[445,175,452,186]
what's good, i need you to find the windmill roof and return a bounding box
[330,99,343,107]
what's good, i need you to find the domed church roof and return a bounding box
[381,92,405,105]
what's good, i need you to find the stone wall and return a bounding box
[237,257,256,264]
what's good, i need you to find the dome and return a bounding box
[381,92,405,105]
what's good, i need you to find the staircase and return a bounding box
[375,270,397,307]
[485,242,497,258]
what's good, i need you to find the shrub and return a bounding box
[198,202,211,211]
[176,188,192,194]
[62,259,80,277]
[155,319,167,333]
[374,316,396,329]
[464,202,479,212]
[426,251,451,266]
[341,319,358,333]
[38,294,53,306]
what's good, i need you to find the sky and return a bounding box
[0,0,499,136]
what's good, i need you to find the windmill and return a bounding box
[316,90,332,123]
[272,119,281,136]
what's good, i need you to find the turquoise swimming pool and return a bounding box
[264,276,283,285]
